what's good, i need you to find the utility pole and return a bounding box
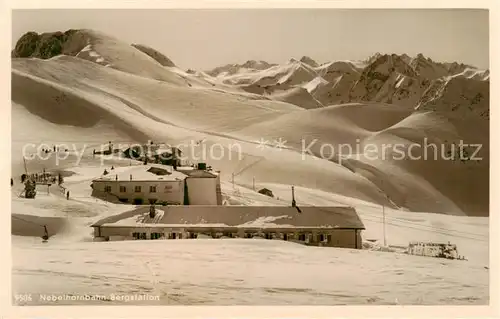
[382,203,387,247]
[23,156,28,175]
[379,182,388,247]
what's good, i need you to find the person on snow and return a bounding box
[42,225,49,241]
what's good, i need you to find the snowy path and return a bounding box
[12,238,488,305]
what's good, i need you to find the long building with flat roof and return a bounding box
[91,205,365,249]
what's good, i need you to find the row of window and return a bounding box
[130,231,333,242]
[104,184,174,193]
[132,232,184,240]
[132,232,166,240]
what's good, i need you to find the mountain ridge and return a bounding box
[11,29,489,216]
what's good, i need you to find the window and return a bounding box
[150,232,163,240]
[150,186,157,193]
[164,185,173,193]
[120,186,126,193]
[134,186,141,193]
[189,232,198,239]
[132,232,146,240]
[104,185,112,193]
[168,233,178,239]
[298,234,306,241]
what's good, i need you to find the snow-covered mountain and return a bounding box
[11,29,489,216]
[299,55,319,67]
[206,52,489,119]
[10,28,490,306]
[205,60,276,77]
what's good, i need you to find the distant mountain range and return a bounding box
[11,29,489,216]
[205,53,489,119]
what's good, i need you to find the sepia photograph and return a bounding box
[8,5,492,309]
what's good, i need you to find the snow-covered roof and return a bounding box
[179,169,218,178]
[154,147,173,155]
[92,164,187,182]
[92,205,364,230]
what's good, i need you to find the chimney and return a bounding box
[130,174,132,181]
[149,205,156,218]
[292,186,301,213]
[216,174,222,205]
[172,147,178,170]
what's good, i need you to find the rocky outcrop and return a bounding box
[12,29,84,59]
[416,76,489,119]
[131,44,176,67]
[349,54,418,102]
[300,56,319,67]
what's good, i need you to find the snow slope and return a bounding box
[11,31,489,214]
[270,87,324,109]
[10,29,490,306]
[12,237,488,305]
[10,163,489,305]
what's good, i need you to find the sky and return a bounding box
[12,9,489,70]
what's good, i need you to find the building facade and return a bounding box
[178,168,221,205]
[91,179,185,205]
[91,205,365,249]
[91,164,221,205]
[92,225,363,248]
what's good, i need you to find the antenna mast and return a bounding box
[382,203,387,247]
